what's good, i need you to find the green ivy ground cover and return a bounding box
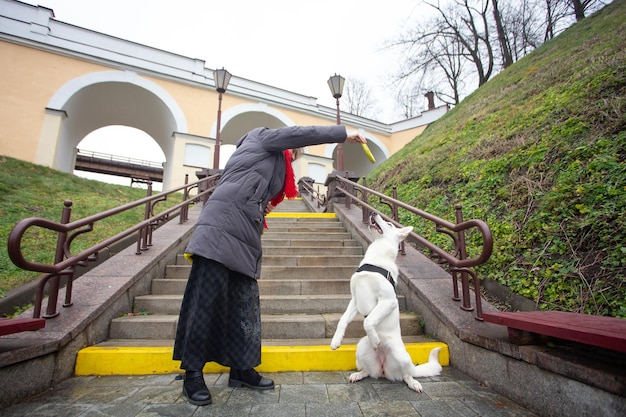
[368,1,626,317]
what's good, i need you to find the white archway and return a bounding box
[215,102,296,138]
[44,70,188,187]
[47,70,188,133]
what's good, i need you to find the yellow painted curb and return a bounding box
[266,212,336,218]
[75,343,449,376]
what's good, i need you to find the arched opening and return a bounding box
[47,70,188,190]
[74,125,166,190]
[329,140,388,178]
[215,111,287,170]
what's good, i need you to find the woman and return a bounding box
[173,125,367,406]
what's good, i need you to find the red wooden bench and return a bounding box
[482,311,626,354]
[0,317,46,336]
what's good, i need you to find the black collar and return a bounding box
[356,263,395,288]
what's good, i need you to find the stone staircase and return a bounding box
[75,199,446,375]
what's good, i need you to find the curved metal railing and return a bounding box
[297,177,327,211]
[331,175,493,320]
[7,174,220,318]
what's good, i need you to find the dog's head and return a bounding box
[369,212,413,242]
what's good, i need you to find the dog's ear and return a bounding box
[398,226,413,240]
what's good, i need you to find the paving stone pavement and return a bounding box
[1,367,538,417]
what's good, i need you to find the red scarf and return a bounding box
[264,150,298,228]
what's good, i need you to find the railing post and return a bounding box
[345,178,352,210]
[43,200,73,318]
[451,270,461,301]
[324,172,340,211]
[137,185,153,254]
[391,186,405,255]
[146,182,154,248]
[455,204,473,311]
[361,177,369,224]
[180,174,189,223]
[316,184,322,208]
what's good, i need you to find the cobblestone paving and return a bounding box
[1,367,538,416]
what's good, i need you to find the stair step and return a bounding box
[261,266,357,280]
[152,278,353,295]
[133,294,407,315]
[262,246,363,256]
[269,199,309,211]
[91,208,449,376]
[265,215,337,222]
[174,247,363,264]
[260,239,359,247]
[263,232,353,240]
[75,338,449,375]
[261,255,362,267]
[109,312,421,340]
[263,225,347,233]
[165,265,357,280]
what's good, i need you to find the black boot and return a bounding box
[182,370,212,406]
[228,368,275,390]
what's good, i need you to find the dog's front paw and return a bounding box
[330,337,341,350]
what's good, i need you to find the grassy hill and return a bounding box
[0,156,175,299]
[369,1,625,317]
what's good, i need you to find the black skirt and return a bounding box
[173,256,261,370]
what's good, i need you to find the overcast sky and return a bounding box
[30,0,424,116]
[21,0,425,185]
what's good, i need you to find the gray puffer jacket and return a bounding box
[186,125,347,279]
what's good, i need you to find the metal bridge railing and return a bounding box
[7,174,220,319]
[76,149,164,169]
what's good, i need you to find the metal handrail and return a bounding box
[7,174,220,318]
[297,178,327,210]
[332,175,493,320]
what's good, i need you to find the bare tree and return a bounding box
[543,0,577,40]
[343,78,378,119]
[496,0,548,59]
[571,0,587,20]
[425,0,496,87]
[569,0,608,20]
[388,0,612,118]
[492,0,514,68]
[389,0,498,111]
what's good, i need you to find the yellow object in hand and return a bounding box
[361,142,376,163]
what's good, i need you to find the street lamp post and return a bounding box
[327,74,345,171]
[212,68,232,170]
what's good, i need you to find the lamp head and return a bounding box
[214,68,232,93]
[327,74,345,99]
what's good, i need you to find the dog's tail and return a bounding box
[411,347,443,378]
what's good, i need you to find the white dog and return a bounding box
[330,212,442,392]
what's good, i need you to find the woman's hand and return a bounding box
[346,131,367,144]
[265,203,275,215]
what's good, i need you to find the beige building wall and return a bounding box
[0,42,112,164]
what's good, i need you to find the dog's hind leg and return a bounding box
[349,337,379,383]
[383,340,424,392]
[330,299,358,350]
